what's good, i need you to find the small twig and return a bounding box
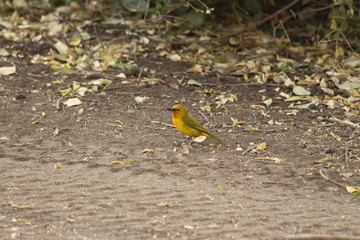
[319,170,347,188]
[198,110,210,126]
[318,29,339,46]
[254,157,284,163]
[340,30,360,58]
[241,145,257,156]
[92,86,141,94]
[201,82,283,87]
[73,228,91,240]
[321,117,359,129]
[137,67,144,82]
[56,96,64,111]
[279,20,291,43]
[239,195,290,202]
[143,0,150,20]
[105,123,124,128]
[261,181,293,186]
[292,225,298,235]
[242,129,279,132]
[344,145,349,166]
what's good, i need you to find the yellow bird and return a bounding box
[167,105,221,142]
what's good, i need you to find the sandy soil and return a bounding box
[1,40,360,240]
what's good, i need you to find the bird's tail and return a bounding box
[207,133,222,143]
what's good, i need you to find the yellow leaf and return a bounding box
[184,225,194,230]
[69,38,81,46]
[12,218,27,222]
[54,163,62,169]
[215,186,225,194]
[346,186,357,193]
[231,117,246,125]
[52,80,64,84]
[11,204,33,209]
[335,47,344,58]
[330,131,341,141]
[141,149,154,153]
[159,202,171,207]
[77,108,84,115]
[111,161,125,165]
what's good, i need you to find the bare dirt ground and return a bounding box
[1,40,360,240]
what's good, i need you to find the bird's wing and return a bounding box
[182,113,208,133]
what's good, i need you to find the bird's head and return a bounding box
[167,105,186,118]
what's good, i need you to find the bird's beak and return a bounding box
[166,108,174,111]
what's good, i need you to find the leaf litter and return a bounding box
[0,2,359,205]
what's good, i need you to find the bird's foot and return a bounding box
[176,136,193,147]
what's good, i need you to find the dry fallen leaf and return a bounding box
[116,73,126,78]
[231,117,246,125]
[251,104,265,110]
[293,86,311,96]
[53,40,69,55]
[263,98,272,107]
[187,79,202,87]
[53,128,59,136]
[141,148,154,153]
[135,96,149,104]
[159,202,171,207]
[168,53,181,61]
[193,135,206,142]
[0,66,16,75]
[256,142,267,151]
[187,64,203,73]
[63,98,82,107]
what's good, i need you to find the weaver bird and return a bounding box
[167,105,221,142]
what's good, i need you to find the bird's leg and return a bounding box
[187,137,194,145]
[183,136,194,146]
[176,136,193,147]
